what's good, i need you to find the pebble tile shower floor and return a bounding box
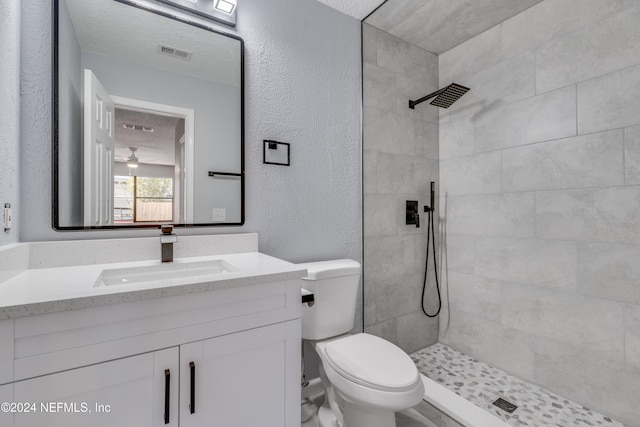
[411,343,628,427]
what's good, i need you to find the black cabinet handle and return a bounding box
[189,362,196,414]
[164,369,170,424]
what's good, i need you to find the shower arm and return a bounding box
[408,87,447,109]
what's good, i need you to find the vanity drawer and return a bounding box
[12,280,298,381]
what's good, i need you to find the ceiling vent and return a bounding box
[157,44,193,61]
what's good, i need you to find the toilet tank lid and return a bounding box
[299,259,360,280]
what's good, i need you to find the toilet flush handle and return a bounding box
[301,288,315,307]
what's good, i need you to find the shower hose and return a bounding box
[421,206,442,318]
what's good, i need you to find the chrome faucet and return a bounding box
[160,225,178,263]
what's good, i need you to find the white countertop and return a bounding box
[0,252,306,320]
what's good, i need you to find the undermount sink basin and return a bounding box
[95,259,239,287]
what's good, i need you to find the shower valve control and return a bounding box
[406,200,420,228]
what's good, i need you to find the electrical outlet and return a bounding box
[4,203,12,232]
[212,208,226,222]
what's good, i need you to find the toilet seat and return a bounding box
[323,333,421,392]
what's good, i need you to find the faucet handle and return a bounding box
[160,225,173,235]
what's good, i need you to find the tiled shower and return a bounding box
[363,22,440,353]
[363,0,640,425]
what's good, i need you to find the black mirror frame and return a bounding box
[52,0,245,231]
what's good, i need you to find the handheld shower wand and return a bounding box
[430,181,435,212]
[421,181,442,318]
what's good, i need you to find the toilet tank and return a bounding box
[298,259,361,340]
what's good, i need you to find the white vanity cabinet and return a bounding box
[7,348,178,427]
[180,322,291,427]
[0,278,302,427]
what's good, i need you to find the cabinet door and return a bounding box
[180,323,287,427]
[11,347,178,427]
[0,383,14,427]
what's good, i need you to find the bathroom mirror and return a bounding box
[53,0,244,230]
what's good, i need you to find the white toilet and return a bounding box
[299,259,424,427]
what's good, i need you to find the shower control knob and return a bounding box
[406,201,420,228]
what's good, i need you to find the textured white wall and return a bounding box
[0,0,20,246]
[19,0,362,266]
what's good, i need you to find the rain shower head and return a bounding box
[409,83,470,109]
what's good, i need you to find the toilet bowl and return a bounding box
[299,260,424,427]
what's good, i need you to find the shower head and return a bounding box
[409,83,470,109]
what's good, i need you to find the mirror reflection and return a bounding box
[54,0,244,229]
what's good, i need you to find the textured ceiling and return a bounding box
[114,109,181,166]
[315,0,386,20]
[330,0,544,54]
[65,0,241,86]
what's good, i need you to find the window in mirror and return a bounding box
[114,176,174,224]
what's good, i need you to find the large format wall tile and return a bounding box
[446,271,502,322]
[414,233,439,274]
[474,86,576,152]
[365,317,397,343]
[364,235,416,281]
[536,7,640,94]
[502,130,624,192]
[376,153,417,194]
[364,0,427,35]
[502,284,624,354]
[376,29,437,81]
[363,150,378,194]
[626,305,640,370]
[413,119,439,159]
[578,243,640,305]
[440,151,502,195]
[363,106,418,155]
[367,273,423,324]
[445,52,535,114]
[362,23,378,65]
[446,193,535,237]
[625,125,640,184]
[363,25,439,352]
[534,340,640,425]
[377,153,438,195]
[578,64,640,134]
[442,234,475,274]
[428,1,640,422]
[501,0,623,60]
[439,118,475,160]
[475,237,577,291]
[396,311,439,354]
[442,310,536,382]
[363,63,396,112]
[535,186,640,244]
[439,26,502,84]
[364,194,398,237]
